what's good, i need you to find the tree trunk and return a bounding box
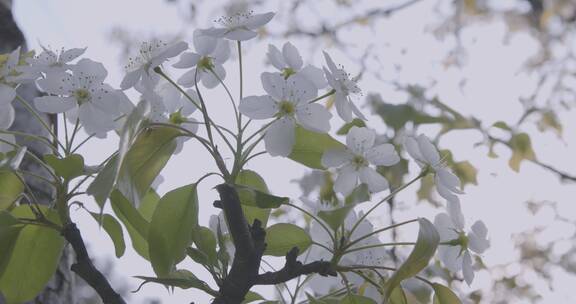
[1,1,76,303]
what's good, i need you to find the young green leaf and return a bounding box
[44,153,84,181]
[110,189,151,260]
[117,127,180,206]
[317,204,355,232]
[341,294,377,304]
[242,291,266,304]
[0,170,23,210]
[236,170,272,227]
[432,283,462,304]
[0,206,64,304]
[0,211,22,277]
[508,133,536,172]
[235,184,289,209]
[288,125,345,169]
[148,184,199,276]
[382,218,439,301]
[87,154,119,209]
[89,212,126,258]
[134,269,216,296]
[193,226,217,266]
[264,223,312,256]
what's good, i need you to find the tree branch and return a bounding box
[61,223,126,304]
[212,184,335,304]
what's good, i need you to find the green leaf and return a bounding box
[369,95,447,131]
[117,127,180,206]
[89,212,126,258]
[110,189,151,260]
[264,223,312,256]
[537,110,562,137]
[148,184,199,276]
[193,226,217,266]
[439,150,477,188]
[341,294,377,304]
[235,184,289,209]
[508,133,536,172]
[0,206,64,304]
[382,218,439,301]
[0,170,23,210]
[87,154,119,209]
[236,170,272,227]
[492,121,512,131]
[288,125,345,169]
[242,291,265,304]
[134,269,216,296]
[389,287,408,304]
[0,211,22,276]
[337,119,366,135]
[432,283,462,304]
[44,154,84,181]
[317,204,355,232]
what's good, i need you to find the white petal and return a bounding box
[157,41,188,61]
[359,167,389,193]
[323,51,339,74]
[264,118,295,157]
[79,103,115,135]
[201,66,224,89]
[437,168,463,194]
[34,96,77,114]
[224,29,257,41]
[435,175,459,202]
[201,28,227,38]
[366,144,399,166]
[334,164,359,195]
[212,40,231,64]
[416,134,440,165]
[350,99,367,120]
[239,95,277,119]
[182,90,199,115]
[403,136,425,164]
[261,72,285,100]
[177,68,198,87]
[334,91,353,122]
[0,104,15,129]
[72,58,107,81]
[346,126,375,155]
[120,69,142,90]
[433,213,458,241]
[267,44,286,70]
[59,47,86,63]
[468,221,490,254]
[0,84,16,105]
[172,52,201,69]
[438,245,462,272]
[282,42,303,70]
[462,251,475,285]
[193,30,217,55]
[296,103,331,133]
[447,199,465,230]
[157,83,182,113]
[471,220,488,239]
[244,12,275,30]
[321,148,353,168]
[300,65,327,89]
[287,74,317,103]
[37,71,74,95]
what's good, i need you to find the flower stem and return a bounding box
[308,89,335,104]
[343,241,416,255]
[15,94,65,152]
[344,218,418,251]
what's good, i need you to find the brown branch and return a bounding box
[61,223,126,304]
[212,184,335,304]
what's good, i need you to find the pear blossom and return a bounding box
[239,72,332,157]
[0,47,20,129]
[322,126,399,195]
[323,52,366,122]
[173,30,230,88]
[120,39,188,90]
[203,11,275,41]
[15,46,86,82]
[34,59,132,137]
[434,204,490,285]
[267,42,326,89]
[404,134,463,202]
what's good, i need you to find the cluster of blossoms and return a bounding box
[0,9,489,302]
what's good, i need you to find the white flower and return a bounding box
[322,126,399,195]
[34,59,131,136]
[173,30,230,88]
[239,72,332,157]
[267,42,326,89]
[203,11,275,41]
[136,81,198,153]
[15,46,86,82]
[120,39,188,90]
[0,47,20,129]
[323,52,366,122]
[404,134,463,202]
[434,202,489,285]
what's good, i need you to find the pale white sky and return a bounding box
[12,0,576,303]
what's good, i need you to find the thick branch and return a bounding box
[255,247,336,285]
[61,223,126,304]
[212,184,334,304]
